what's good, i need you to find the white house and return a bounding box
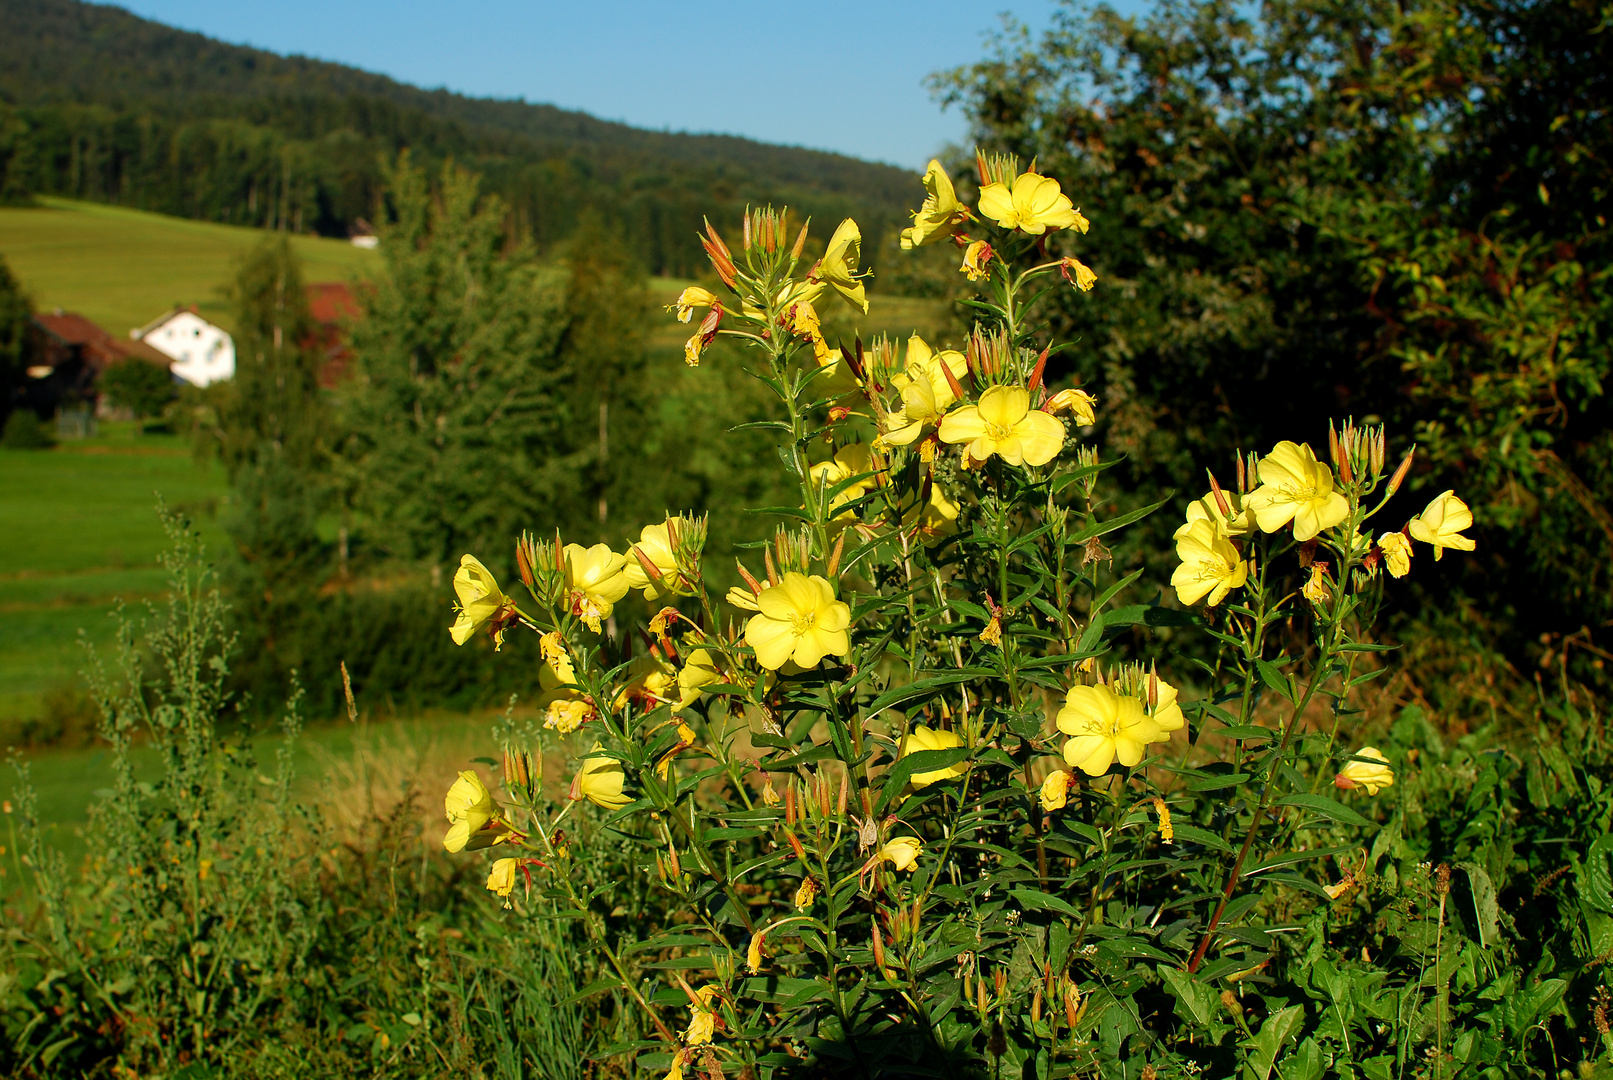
[134,308,235,387]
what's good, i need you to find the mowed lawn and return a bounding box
[0,423,229,725]
[0,196,379,335]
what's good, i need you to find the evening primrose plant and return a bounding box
[439,152,1476,1078]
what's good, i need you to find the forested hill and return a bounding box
[0,0,918,275]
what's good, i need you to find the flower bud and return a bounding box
[1387,446,1415,495]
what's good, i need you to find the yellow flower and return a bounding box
[937,385,1065,467]
[1044,388,1097,426]
[1170,518,1250,607]
[1378,531,1412,578]
[902,724,969,788]
[449,555,513,646]
[1244,441,1350,541]
[668,285,717,324]
[685,986,718,1046]
[903,482,961,540]
[879,836,923,872]
[901,159,968,249]
[486,857,519,897]
[959,240,994,281]
[816,218,869,314]
[1056,684,1164,776]
[746,931,766,973]
[1407,490,1475,561]
[626,519,688,601]
[665,1052,686,1080]
[1060,257,1097,291]
[1334,747,1394,795]
[564,543,629,633]
[1137,673,1185,733]
[884,335,968,446]
[615,652,679,710]
[1153,797,1174,843]
[573,744,633,810]
[808,443,879,523]
[1177,489,1250,539]
[539,653,595,734]
[676,647,723,709]
[1039,768,1070,812]
[744,572,852,670]
[976,169,1082,235]
[443,770,506,852]
[793,877,819,910]
[1302,565,1331,605]
[725,585,761,612]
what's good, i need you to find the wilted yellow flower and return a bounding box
[564,543,629,633]
[1378,531,1412,578]
[1170,518,1250,607]
[443,770,505,853]
[486,858,518,897]
[960,240,994,281]
[539,653,595,734]
[1334,747,1394,794]
[573,744,633,810]
[1302,565,1331,605]
[1153,797,1174,843]
[938,385,1065,467]
[725,585,761,612]
[977,169,1082,235]
[676,646,723,709]
[668,285,718,324]
[685,986,718,1046]
[744,572,852,670]
[1245,441,1350,541]
[901,159,969,249]
[1178,489,1250,538]
[902,724,969,788]
[1044,388,1097,427]
[883,335,969,446]
[664,1051,686,1080]
[1039,768,1070,812]
[746,931,767,973]
[1057,684,1164,777]
[449,555,514,646]
[1060,257,1097,291]
[1407,490,1475,561]
[880,836,923,872]
[816,218,869,314]
[615,652,679,710]
[626,519,686,601]
[793,877,819,910]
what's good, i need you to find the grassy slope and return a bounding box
[0,423,229,723]
[0,196,379,335]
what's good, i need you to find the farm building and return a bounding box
[25,309,172,419]
[135,307,234,387]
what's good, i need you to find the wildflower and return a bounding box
[1245,441,1349,541]
[539,653,595,733]
[725,584,762,612]
[676,646,723,709]
[1135,671,1185,733]
[664,1051,687,1080]
[1040,768,1070,812]
[883,335,968,447]
[1056,684,1164,777]
[626,519,688,601]
[564,543,629,633]
[880,836,923,872]
[1179,488,1250,538]
[685,986,719,1046]
[1335,747,1394,795]
[746,931,767,973]
[1378,531,1412,578]
[976,168,1083,235]
[808,443,879,523]
[794,877,819,910]
[979,615,1003,647]
[615,652,679,710]
[1407,490,1475,561]
[1302,564,1331,605]
[1060,257,1097,291]
[904,482,961,540]
[1152,798,1174,843]
[743,572,852,671]
[902,724,969,788]
[1044,388,1097,427]
[443,770,507,852]
[449,555,514,646]
[486,858,519,898]
[960,240,994,280]
[668,285,717,324]
[1170,518,1249,607]
[787,299,831,363]
[573,744,633,810]
[901,159,969,249]
[815,218,869,313]
[938,385,1066,467]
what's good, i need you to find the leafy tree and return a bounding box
[937,0,1613,679]
[99,359,175,430]
[2,407,52,448]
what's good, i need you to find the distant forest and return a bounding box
[0,0,918,275]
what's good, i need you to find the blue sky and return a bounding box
[116,0,1116,170]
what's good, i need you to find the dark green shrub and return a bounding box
[2,408,53,449]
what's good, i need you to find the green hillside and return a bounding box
[0,196,379,334]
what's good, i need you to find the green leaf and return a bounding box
[864,671,988,716]
[1169,823,1234,852]
[1071,495,1170,543]
[1254,659,1294,703]
[875,747,972,813]
[1244,1004,1304,1080]
[1459,861,1500,947]
[1275,792,1374,829]
[1009,887,1084,919]
[1158,964,1226,1035]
